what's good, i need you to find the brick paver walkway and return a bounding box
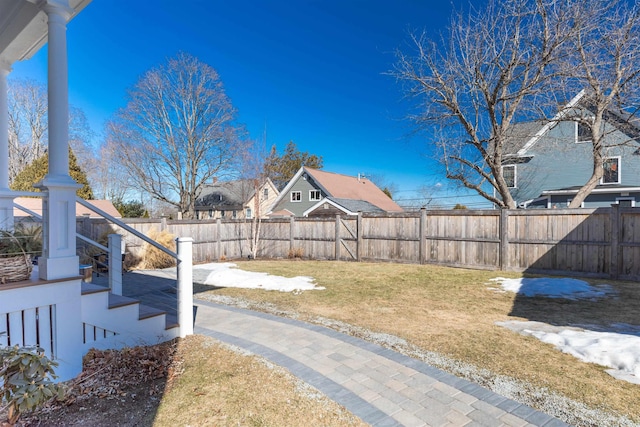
[194,300,569,427]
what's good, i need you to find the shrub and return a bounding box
[141,229,176,269]
[287,247,304,259]
[0,224,42,258]
[0,341,63,425]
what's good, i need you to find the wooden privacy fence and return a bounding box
[77,205,640,281]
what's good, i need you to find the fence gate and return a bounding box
[335,216,358,260]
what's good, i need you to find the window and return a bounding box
[246,208,253,219]
[232,210,237,219]
[502,165,516,188]
[220,210,225,217]
[602,157,620,184]
[309,190,321,201]
[291,191,301,202]
[576,123,592,143]
[263,188,269,199]
[616,197,635,207]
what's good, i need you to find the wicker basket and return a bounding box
[0,254,33,284]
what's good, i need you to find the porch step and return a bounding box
[81,282,177,330]
[108,293,139,309]
[165,314,178,330]
[81,282,109,295]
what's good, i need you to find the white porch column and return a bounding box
[177,237,193,338]
[36,0,80,280]
[0,59,15,230]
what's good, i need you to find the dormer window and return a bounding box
[263,188,268,198]
[576,122,592,143]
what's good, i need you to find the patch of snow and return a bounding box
[489,277,615,300]
[498,320,640,385]
[195,262,325,292]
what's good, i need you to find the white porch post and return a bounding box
[0,59,15,230]
[36,0,80,280]
[177,237,193,338]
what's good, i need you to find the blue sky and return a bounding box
[10,0,489,208]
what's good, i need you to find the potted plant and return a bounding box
[0,224,42,284]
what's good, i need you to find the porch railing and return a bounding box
[8,194,193,339]
[75,197,193,338]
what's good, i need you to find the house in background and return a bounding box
[13,197,121,219]
[195,178,279,220]
[503,92,640,208]
[269,167,403,217]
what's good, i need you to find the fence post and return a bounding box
[356,212,362,262]
[216,218,222,260]
[610,204,620,280]
[81,213,91,254]
[107,233,123,295]
[499,209,509,271]
[177,237,193,338]
[160,215,167,231]
[419,208,427,264]
[289,216,295,253]
[335,214,341,260]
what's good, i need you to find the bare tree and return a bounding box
[7,79,96,186]
[556,0,640,208]
[393,0,570,208]
[239,139,269,259]
[106,52,245,219]
[91,139,132,200]
[7,79,47,182]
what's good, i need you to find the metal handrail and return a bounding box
[14,199,109,253]
[75,197,178,260]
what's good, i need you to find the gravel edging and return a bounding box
[196,293,639,427]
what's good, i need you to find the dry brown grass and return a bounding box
[140,229,176,269]
[205,260,640,422]
[154,335,365,427]
[15,335,363,426]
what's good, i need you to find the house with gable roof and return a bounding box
[268,167,403,217]
[502,91,640,208]
[195,178,279,220]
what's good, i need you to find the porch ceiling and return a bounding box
[0,0,91,65]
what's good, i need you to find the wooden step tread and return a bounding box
[108,293,140,309]
[81,282,109,295]
[138,304,166,320]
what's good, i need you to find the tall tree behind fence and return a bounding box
[78,205,640,281]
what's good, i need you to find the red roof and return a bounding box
[304,168,403,212]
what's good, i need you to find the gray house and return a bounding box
[269,167,403,217]
[195,179,279,219]
[503,92,640,208]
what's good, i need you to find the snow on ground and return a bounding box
[195,262,325,292]
[491,276,640,384]
[497,320,640,385]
